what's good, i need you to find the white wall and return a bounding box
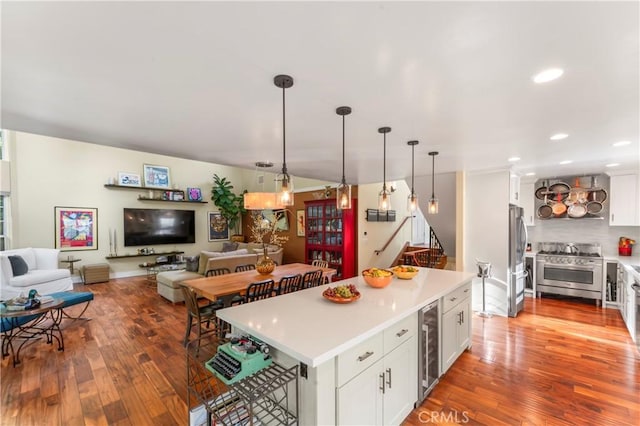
[357,181,413,270]
[412,172,457,255]
[463,169,510,316]
[6,131,331,280]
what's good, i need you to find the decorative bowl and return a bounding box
[322,284,361,304]
[362,268,394,288]
[391,265,419,280]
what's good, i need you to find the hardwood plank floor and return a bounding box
[405,295,640,426]
[1,277,638,425]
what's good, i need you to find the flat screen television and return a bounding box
[123,208,195,247]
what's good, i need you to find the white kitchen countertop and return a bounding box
[216,267,474,367]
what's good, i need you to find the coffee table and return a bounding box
[0,299,65,366]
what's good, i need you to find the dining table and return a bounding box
[183,262,337,302]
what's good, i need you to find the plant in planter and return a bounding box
[211,174,246,241]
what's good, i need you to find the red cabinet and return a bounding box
[305,199,356,281]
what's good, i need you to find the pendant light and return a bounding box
[407,140,419,212]
[243,162,283,210]
[336,106,352,210]
[378,127,392,212]
[274,74,294,207]
[428,151,439,214]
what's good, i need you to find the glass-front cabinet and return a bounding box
[304,199,356,281]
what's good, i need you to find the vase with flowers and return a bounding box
[250,210,289,275]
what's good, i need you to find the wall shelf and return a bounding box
[105,251,184,260]
[104,184,207,202]
[137,196,207,204]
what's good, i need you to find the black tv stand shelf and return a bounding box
[105,251,184,260]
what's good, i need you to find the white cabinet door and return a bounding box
[441,297,472,374]
[383,336,417,426]
[458,299,471,350]
[337,358,384,426]
[441,307,459,373]
[520,182,535,226]
[509,174,521,205]
[609,174,640,226]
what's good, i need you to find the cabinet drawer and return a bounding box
[336,332,383,387]
[383,313,416,354]
[442,282,471,313]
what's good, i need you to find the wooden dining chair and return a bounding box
[302,270,324,289]
[205,267,231,277]
[311,259,329,269]
[180,285,225,347]
[277,274,303,295]
[235,264,256,272]
[244,279,276,303]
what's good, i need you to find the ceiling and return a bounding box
[2,1,638,185]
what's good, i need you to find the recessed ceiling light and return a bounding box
[533,68,564,84]
[525,172,536,176]
[612,140,631,147]
[508,157,521,162]
[606,163,620,168]
[550,133,569,140]
[559,160,573,165]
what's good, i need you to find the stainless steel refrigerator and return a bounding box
[508,204,528,317]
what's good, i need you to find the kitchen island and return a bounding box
[216,267,474,425]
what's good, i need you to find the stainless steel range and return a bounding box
[536,242,603,304]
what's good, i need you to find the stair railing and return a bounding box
[374,216,411,255]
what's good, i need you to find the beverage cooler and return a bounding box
[418,300,439,402]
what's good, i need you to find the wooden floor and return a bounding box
[1,277,638,425]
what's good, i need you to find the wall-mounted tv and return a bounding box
[124,208,195,247]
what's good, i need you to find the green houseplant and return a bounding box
[211,174,246,241]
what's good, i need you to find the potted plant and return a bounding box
[211,174,246,242]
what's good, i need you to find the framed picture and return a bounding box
[54,207,98,251]
[187,187,202,201]
[296,210,305,237]
[261,209,289,231]
[118,172,141,187]
[173,191,185,201]
[208,212,229,241]
[143,164,171,189]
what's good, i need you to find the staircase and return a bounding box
[393,227,447,269]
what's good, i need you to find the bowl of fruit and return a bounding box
[390,265,419,280]
[362,268,394,288]
[322,284,361,304]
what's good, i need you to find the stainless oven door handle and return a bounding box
[538,262,595,270]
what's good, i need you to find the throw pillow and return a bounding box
[222,242,239,252]
[8,255,29,277]
[185,255,199,272]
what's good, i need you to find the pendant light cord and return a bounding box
[341,114,346,184]
[383,133,387,191]
[281,84,287,176]
[431,154,435,198]
[411,144,415,193]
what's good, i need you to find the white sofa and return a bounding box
[0,248,73,300]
